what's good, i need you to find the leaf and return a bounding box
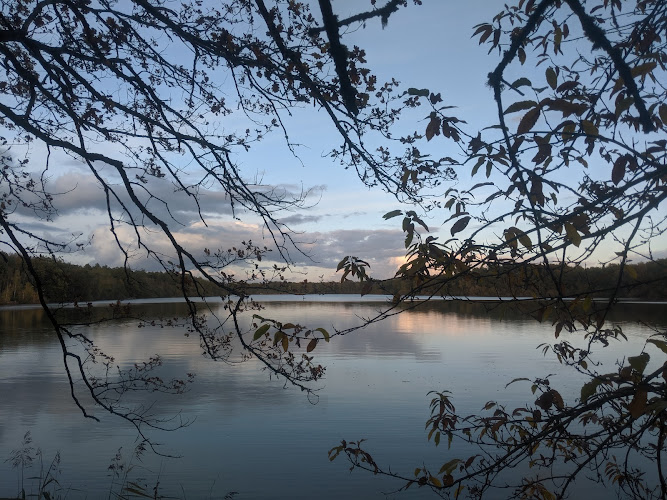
[411,214,429,232]
[471,156,484,177]
[660,104,667,124]
[253,323,270,341]
[306,338,317,353]
[407,88,430,97]
[383,210,403,220]
[511,77,532,88]
[580,379,601,403]
[429,475,442,488]
[535,390,554,410]
[612,156,627,185]
[647,399,667,414]
[581,120,599,137]
[450,216,471,236]
[405,231,413,248]
[281,333,289,352]
[615,96,634,116]
[518,232,533,250]
[336,257,348,271]
[425,115,441,141]
[628,352,650,375]
[562,120,576,141]
[631,61,656,78]
[610,206,624,220]
[564,222,581,247]
[517,107,540,134]
[556,80,579,93]
[504,100,537,114]
[548,99,587,117]
[647,339,667,354]
[628,388,648,419]
[316,327,330,342]
[438,458,461,475]
[518,47,526,64]
[470,182,494,191]
[583,295,592,312]
[553,26,562,53]
[505,377,530,388]
[551,390,564,410]
[545,67,557,89]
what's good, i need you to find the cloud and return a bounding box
[80,220,405,280]
[26,171,324,228]
[342,211,367,219]
[6,170,406,280]
[278,213,325,225]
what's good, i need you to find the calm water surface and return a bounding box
[0,296,664,498]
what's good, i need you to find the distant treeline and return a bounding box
[0,253,666,305]
[0,254,223,304]
[271,258,667,300]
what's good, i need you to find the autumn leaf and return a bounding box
[660,104,667,124]
[407,87,429,97]
[628,352,650,375]
[504,100,537,114]
[545,67,557,89]
[631,61,657,78]
[628,389,648,419]
[556,80,579,93]
[383,210,402,220]
[253,323,270,341]
[552,390,564,410]
[450,216,471,236]
[580,379,601,403]
[511,77,531,88]
[581,120,599,137]
[517,107,540,134]
[518,232,533,250]
[518,47,526,64]
[425,114,442,141]
[612,156,626,185]
[648,339,667,354]
[316,327,330,342]
[336,257,348,271]
[564,222,581,247]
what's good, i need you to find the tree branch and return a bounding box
[308,0,404,35]
[563,0,654,132]
[317,0,358,115]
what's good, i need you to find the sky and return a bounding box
[6,0,667,282]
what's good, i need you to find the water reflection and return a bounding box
[0,298,664,498]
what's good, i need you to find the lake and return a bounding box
[0,296,665,499]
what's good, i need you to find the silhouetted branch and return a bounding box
[308,0,404,35]
[317,0,358,115]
